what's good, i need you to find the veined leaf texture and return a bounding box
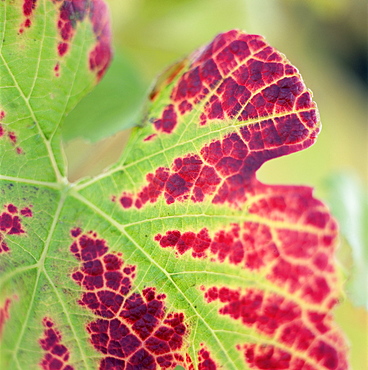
[0,0,348,369]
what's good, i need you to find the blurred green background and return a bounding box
[63,0,367,368]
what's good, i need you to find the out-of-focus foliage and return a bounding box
[325,173,368,309]
[63,1,367,368]
[62,52,146,142]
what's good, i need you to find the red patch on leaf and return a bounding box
[148,30,316,139]
[20,207,33,217]
[144,133,157,142]
[39,318,74,370]
[0,112,24,155]
[171,31,308,125]
[119,129,318,209]
[0,204,32,253]
[155,188,338,306]
[205,287,347,370]
[239,341,347,370]
[69,229,191,369]
[88,0,112,81]
[153,104,178,134]
[19,0,37,33]
[23,0,37,17]
[54,63,60,77]
[8,131,17,145]
[241,344,295,370]
[58,42,69,56]
[198,345,218,369]
[117,154,221,209]
[207,288,348,369]
[205,288,304,337]
[154,182,347,366]
[0,297,15,339]
[121,31,319,208]
[53,0,111,80]
[54,0,87,56]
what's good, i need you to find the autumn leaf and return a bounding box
[0,1,348,369]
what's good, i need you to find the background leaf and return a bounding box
[324,172,368,309]
[62,51,146,143]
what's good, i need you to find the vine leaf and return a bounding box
[0,1,348,369]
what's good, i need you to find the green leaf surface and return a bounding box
[0,1,349,369]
